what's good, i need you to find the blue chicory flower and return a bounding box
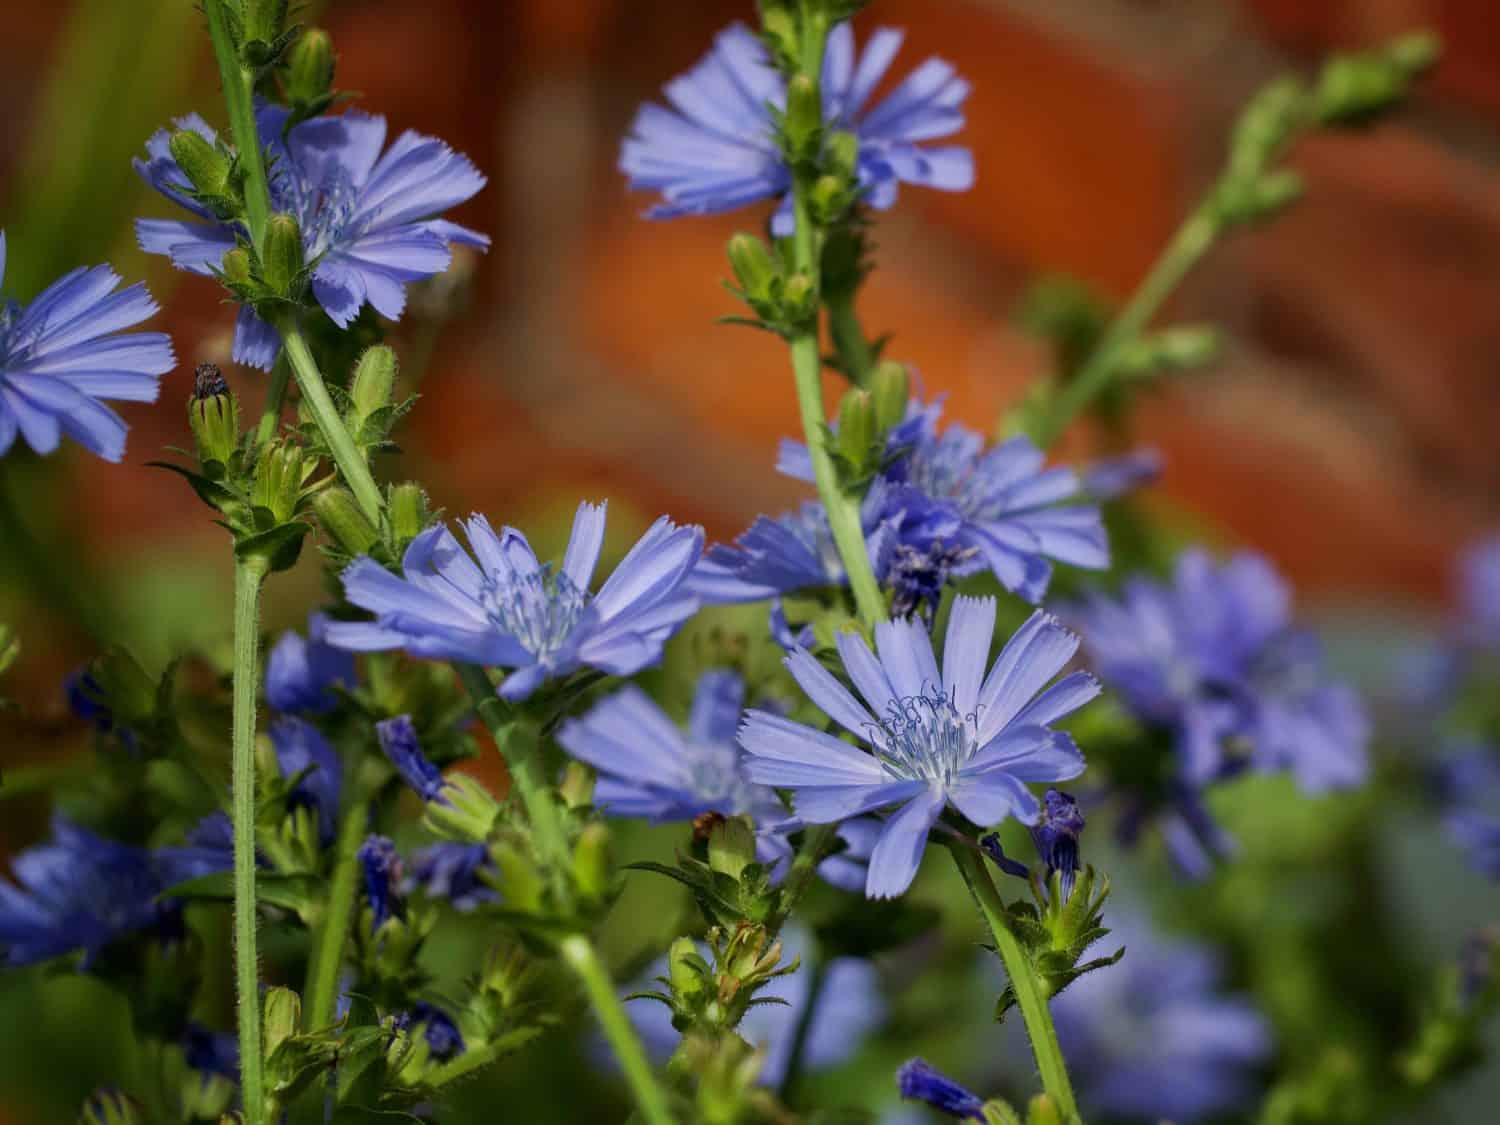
[0,231,174,462]
[399,1002,466,1062]
[359,835,405,931]
[325,502,704,702]
[271,717,343,844]
[265,613,355,715]
[0,817,171,966]
[622,22,972,234]
[1044,911,1272,1123]
[403,842,498,911]
[1457,536,1500,651]
[896,1058,986,1120]
[739,597,1099,898]
[1434,741,1500,879]
[135,105,487,369]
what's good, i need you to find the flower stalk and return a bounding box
[203,0,271,253]
[301,773,369,1033]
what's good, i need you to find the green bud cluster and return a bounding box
[724,233,817,337]
[992,865,1119,1020]
[828,360,909,487]
[648,922,797,1041]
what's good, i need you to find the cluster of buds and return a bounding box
[827,360,911,488]
[651,923,797,1040]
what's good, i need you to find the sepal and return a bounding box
[79,1089,145,1125]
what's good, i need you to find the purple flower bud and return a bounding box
[897,1058,986,1120]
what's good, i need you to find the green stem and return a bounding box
[777,942,828,1102]
[457,664,567,867]
[768,823,838,936]
[827,292,876,386]
[1034,206,1221,448]
[255,353,292,449]
[204,0,270,252]
[301,773,369,1033]
[275,312,384,525]
[560,934,677,1125]
[231,555,269,1125]
[949,843,1078,1119]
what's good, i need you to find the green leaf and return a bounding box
[235,520,311,573]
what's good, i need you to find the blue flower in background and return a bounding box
[1042,912,1271,1123]
[896,1058,986,1120]
[135,105,487,369]
[182,1022,240,1079]
[404,842,498,911]
[359,835,404,931]
[398,1002,466,1062]
[622,22,972,234]
[0,818,168,966]
[0,231,174,462]
[625,925,884,1089]
[1458,537,1500,651]
[265,613,355,715]
[377,715,447,804]
[271,717,343,843]
[1082,447,1164,503]
[326,502,704,702]
[1435,741,1500,879]
[154,813,235,888]
[740,598,1098,898]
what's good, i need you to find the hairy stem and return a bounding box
[255,353,292,448]
[204,0,271,251]
[231,555,270,1125]
[768,823,838,936]
[560,934,677,1125]
[950,843,1078,1118]
[275,312,384,525]
[301,773,369,1032]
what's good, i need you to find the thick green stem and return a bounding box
[301,774,369,1032]
[827,292,876,386]
[231,556,269,1125]
[950,843,1078,1119]
[255,353,292,448]
[204,0,270,252]
[1033,206,1221,448]
[275,313,384,525]
[560,934,677,1125]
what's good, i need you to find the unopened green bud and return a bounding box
[1216,168,1304,226]
[870,361,909,432]
[1025,1094,1064,1125]
[424,773,502,844]
[1390,31,1442,77]
[668,936,707,998]
[707,816,757,880]
[781,273,816,322]
[784,74,822,157]
[0,624,17,678]
[313,487,379,556]
[287,28,336,105]
[80,1089,145,1125]
[263,213,305,297]
[559,761,595,810]
[1315,34,1439,126]
[759,7,797,69]
[388,482,433,546]
[572,822,613,902]
[809,173,848,222]
[835,388,876,469]
[827,130,859,180]
[254,441,307,523]
[490,838,545,911]
[242,0,290,66]
[189,363,241,468]
[727,233,777,303]
[1228,77,1306,178]
[349,345,398,424]
[981,1100,1025,1125]
[220,247,252,287]
[169,130,231,197]
[1117,325,1222,379]
[263,987,301,1056]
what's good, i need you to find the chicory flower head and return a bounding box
[739,597,1098,898]
[265,613,355,715]
[622,22,973,234]
[896,1058,986,1120]
[135,105,487,369]
[326,502,704,702]
[0,231,174,462]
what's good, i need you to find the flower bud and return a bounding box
[220,247,252,287]
[870,361,909,433]
[169,130,231,197]
[263,987,301,1057]
[758,6,797,69]
[349,345,398,425]
[488,838,545,912]
[1227,77,1306,179]
[181,1072,235,1120]
[262,213,305,297]
[1025,1093,1064,1125]
[707,816,756,880]
[835,388,876,471]
[781,273,816,322]
[388,482,434,546]
[287,28,336,106]
[313,487,379,557]
[826,130,860,181]
[559,761,595,810]
[727,233,777,304]
[80,1089,145,1125]
[668,936,707,999]
[784,74,822,157]
[424,773,502,844]
[254,440,308,524]
[242,0,290,66]
[0,622,20,679]
[1215,168,1303,227]
[809,173,849,223]
[189,363,241,468]
[572,822,613,902]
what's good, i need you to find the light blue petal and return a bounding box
[864,787,944,898]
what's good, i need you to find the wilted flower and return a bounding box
[0,231,173,462]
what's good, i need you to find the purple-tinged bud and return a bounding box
[377,715,446,804]
[897,1058,986,1120]
[1030,788,1085,900]
[359,835,405,931]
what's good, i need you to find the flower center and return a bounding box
[683,739,762,814]
[903,431,1007,523]
[873,690,979,787]
[270,156,364,263]
[478,566,588,659]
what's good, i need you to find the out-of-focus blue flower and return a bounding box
[1458,537,1500,650]
[740,598,1098,898]
[0,231,174,462]
[1435,742,1500,879]
[182,1022,239,1079]
[271,717,343,843]
[135,106,487,369]
[1082,447,1164,503]
[1076,550,1369,802]
[376,715,446,804]
[896,1058,986,1120]
[154,813,235,888]
[265,613,355,715]
[625,925,884,1088]
[1044,912,1272,1123]
[403,842,498,911]
[0,818,168,966]
[621,22,972,234]
[326,502,704,702]
[398,1002,466,1062]
[359,835,404,931]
